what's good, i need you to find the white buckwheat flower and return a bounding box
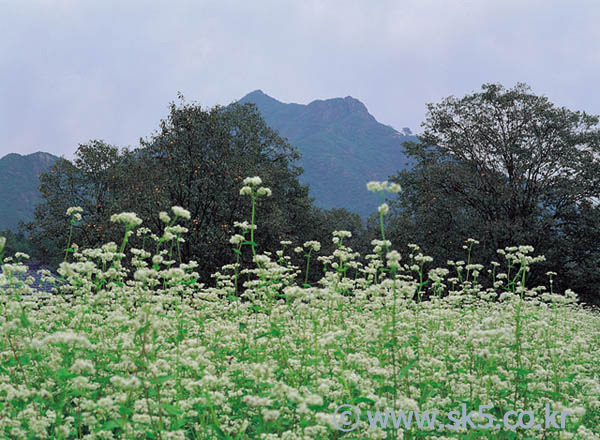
[303,241,321,252]
[378,203,389,215]
[243,176,262,186]
[229,234,245,246]
[240,186,252,196]
[159,211,171,223]
[66,206,83,216]
[388,183,402,193]
[110,212,142,227]
[171,206,191,219]
[136,227,151,237]
[386,250,401,268]
[70,359,96,375]
[257,187,272,197]
[367,181,386,192]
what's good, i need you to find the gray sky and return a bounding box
[1,0,599,160]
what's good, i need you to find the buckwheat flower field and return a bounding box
[0,178,599,439]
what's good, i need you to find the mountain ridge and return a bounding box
[0,92,417,231]
[0,151,61,231]
[238,90,417,222]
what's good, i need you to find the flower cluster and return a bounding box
[0,177,598,439]
[239,176,272,198]
[110,212,143,227]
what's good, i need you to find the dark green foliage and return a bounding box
[238,90,418,223]
[300,207,365,285]
[0,229,32,258]
[123,97,319,281]
[0,152,59,231]
[23,142,127,267]
[24,97,362,288]
[382,83,600,304]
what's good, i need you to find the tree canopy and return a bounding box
[25,97,362,287]
[381,83,600,304]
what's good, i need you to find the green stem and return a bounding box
[64,220,74,262]
[304,250,312,286]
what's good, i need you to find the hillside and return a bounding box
[0,92,416,231]
[0,151,60,231]
[238,90,418,223]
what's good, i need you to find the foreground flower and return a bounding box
[159,211,171,223]
[110,212,143,227]
[243,176,262,186]
[257,187,272,197]
[367,180,386,192]
[66,206,83,216]
[171,206,191,220]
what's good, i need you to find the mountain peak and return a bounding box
[304,95,372,124]
[239,89,279,104]
[343,95,369,112]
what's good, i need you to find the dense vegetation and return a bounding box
[2,83,600,438]
[0,229,33,257]
[377,83,600,305]
[0,182,599,438]
[22,98,363,288]
[18,84,600,305]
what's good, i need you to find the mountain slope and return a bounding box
[0,152,60,231]
[238,90,417,223]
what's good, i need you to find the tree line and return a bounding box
[21,84,600,304]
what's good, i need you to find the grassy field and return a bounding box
[0,178,599,439]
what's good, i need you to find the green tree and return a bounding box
[121,97,323,282]
[383,83,600,304]
[24,141,127,266]
[0,228,32,258]
[26,97,347,289]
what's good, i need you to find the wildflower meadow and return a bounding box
[0,177,599,439]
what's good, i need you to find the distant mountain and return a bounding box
[238,90,418,223]
[0,93,416,231]
[0,152,60,231]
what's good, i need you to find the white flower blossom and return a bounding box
[171,206,191,220]
[110,212,142,227]
[159,211,171,223]
[243,176,262,186]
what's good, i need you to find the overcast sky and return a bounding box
[1,0,599,160]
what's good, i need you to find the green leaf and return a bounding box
[557,373,577,382]
[152,374,174,385]
[159,402,183,416]
[20,310,31,328]
[135,323,150,337]
[377,385,396,394]
[119,405,133,417]
[98,419,121,431]
[353,396,376,405]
